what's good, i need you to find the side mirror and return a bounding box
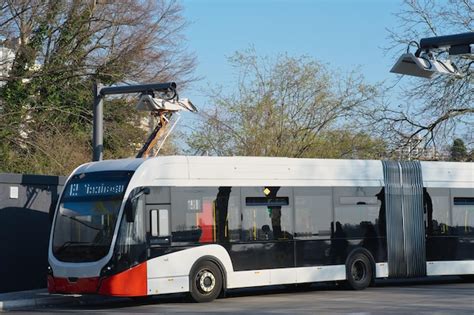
[125,187,150,223]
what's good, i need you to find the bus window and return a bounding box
[294,187,332,239]
[114,196,147,270]
[150,209,169,237]
[452,196,474,236]
[170,187,240,244]
[224,191,241,242]
[333,187,381,238]
[426,188,451,236]
[241,187,293,241]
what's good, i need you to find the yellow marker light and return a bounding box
[263,188,271,196]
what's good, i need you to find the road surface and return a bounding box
[11,277,474,314]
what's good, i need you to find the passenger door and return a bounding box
[145,187,172,259]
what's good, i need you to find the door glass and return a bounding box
[150,209,170,238]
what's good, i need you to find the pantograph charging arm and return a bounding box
[136,111,171,158]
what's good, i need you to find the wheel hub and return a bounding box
[352,260,366,282]
[198,271,216,293]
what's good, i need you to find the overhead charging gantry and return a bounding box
[92,82,197,161]
[391,31,474,78]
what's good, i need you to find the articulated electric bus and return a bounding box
[48,156,473,302]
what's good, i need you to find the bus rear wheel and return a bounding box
[345,252,372,290]
[190,261,223,303]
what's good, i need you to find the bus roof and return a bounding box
[74,156,473,188]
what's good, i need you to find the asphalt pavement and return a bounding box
[5,277,474,314]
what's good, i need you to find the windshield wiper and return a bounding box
[60,214,102,231]
[55,241,92,254]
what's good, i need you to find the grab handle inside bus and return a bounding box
[125,187,150,222]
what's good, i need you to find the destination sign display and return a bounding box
[65,181,126,199]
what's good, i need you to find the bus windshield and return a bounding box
[52,171,133,262]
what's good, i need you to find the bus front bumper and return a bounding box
[47,262,148,297]
[47,275,100,294]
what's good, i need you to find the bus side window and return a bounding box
[242,187,293,241]
[170,187,241,244]
[294,187,332,239]
[452,196,474,236]
[150,209,170,237]
[333,187,381,238]
[426,188,451,236]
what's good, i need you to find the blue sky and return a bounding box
[180,0,402,108]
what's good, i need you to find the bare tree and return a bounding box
[186,50,386,159]
[380,0,473,156]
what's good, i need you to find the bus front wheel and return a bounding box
[345,252,372,290]
[190,261,223,303]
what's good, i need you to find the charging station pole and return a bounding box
[92,82,104,162]
[91,82,177,161]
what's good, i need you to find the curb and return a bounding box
[0,296,73,311]
[0,290,119,311]
[1,298,62,311]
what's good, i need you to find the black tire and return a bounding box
[345,252,372,290]
[190,261,223,303]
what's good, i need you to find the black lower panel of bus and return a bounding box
[146,237,388,272]
[145,235,474,275]
[223,241,295,271]
[426,236,474,261]
[294,238,387,267]
[224,237,387,271]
